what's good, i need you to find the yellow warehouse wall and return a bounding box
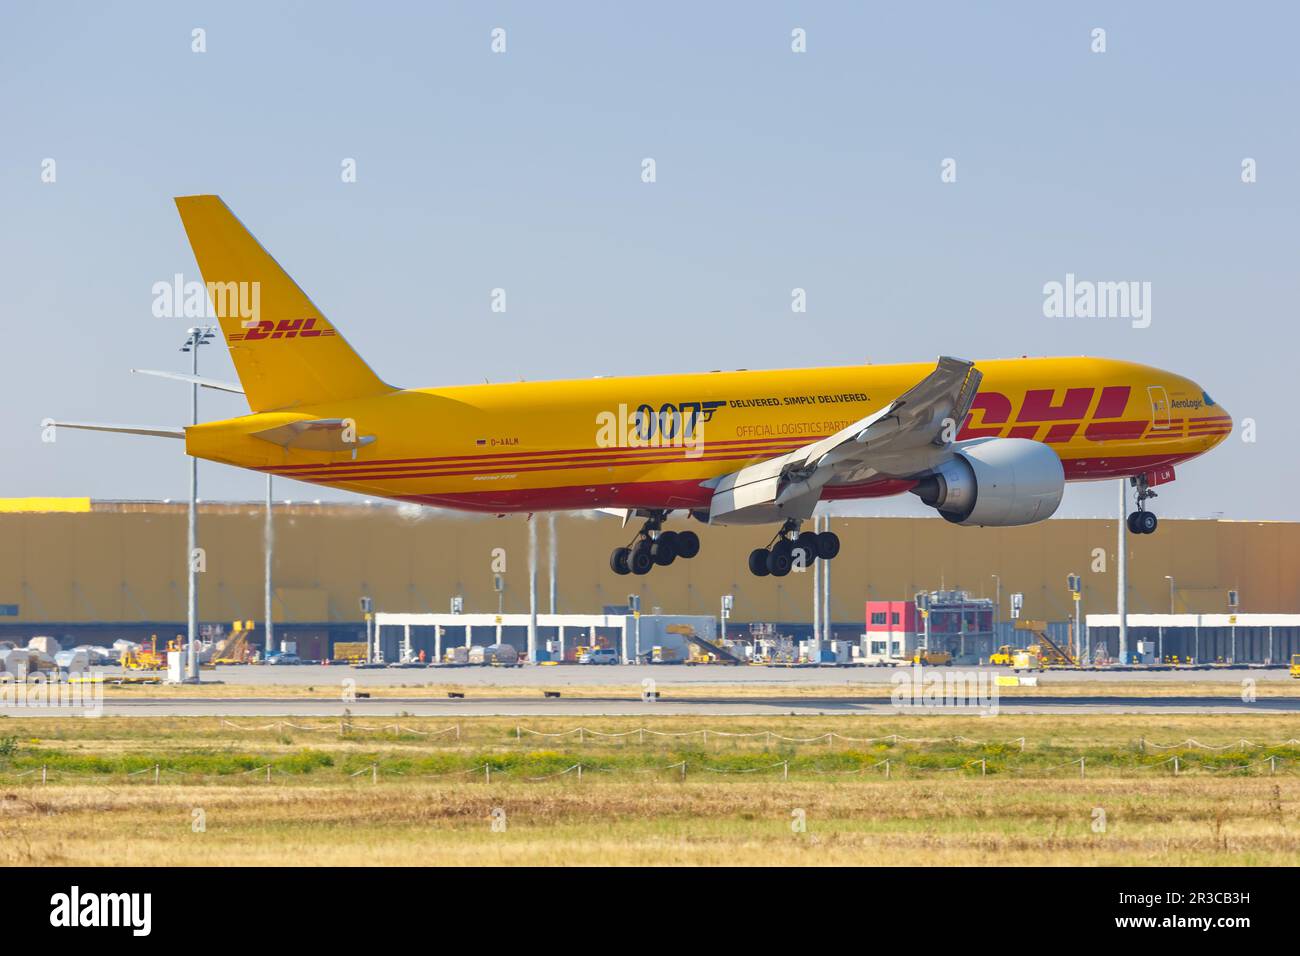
[0,502,1294,626]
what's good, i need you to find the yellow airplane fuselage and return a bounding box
[187,355,1230,514]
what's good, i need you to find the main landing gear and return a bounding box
[1126,474,1159,535]
[748,519,840,578]
[610,511,701,576]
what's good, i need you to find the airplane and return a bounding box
[51,196,1232,578]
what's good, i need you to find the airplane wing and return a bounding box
[707,356,982,524]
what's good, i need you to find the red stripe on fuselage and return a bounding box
[282,447,812,485]
[256,434,820,475]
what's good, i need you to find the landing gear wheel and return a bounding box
[630,546,654,575]
[1127,475,1160,535]
[815,531,841,560]
[792,532,819,567]
[651,532,677,566]
[767,541,793,577]
[675,530,700,559]
[610,547,631,575]
[748,548,771,577]
[1127,511,1158,534]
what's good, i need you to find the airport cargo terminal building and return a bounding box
[1,498,1296,662]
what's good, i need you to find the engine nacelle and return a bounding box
[910,438,1064,527]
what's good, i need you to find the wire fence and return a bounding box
[7,722,1295,787]
[3,753,1291,786]
[210,721,1300,754]
[512,726,1035,747]
[219,720,461,738]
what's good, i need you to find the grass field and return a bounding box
[2,715,1298,865]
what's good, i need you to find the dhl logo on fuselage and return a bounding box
[959,384,1134,443]
[228,317,337,342]
[957,385,1227,444]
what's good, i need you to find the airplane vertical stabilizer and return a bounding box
[173,195,392,412]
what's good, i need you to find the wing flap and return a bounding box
[707,357,979,524]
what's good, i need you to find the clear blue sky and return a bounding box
[2,2,1295,518]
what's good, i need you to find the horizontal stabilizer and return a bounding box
[251,419,376,452]
[131,368,245,394]
[47,421,185,439]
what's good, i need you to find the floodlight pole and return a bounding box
[822,517,831,643]
[812,519,821,644]
[264,474,274,656]
[547,512,558,614]
[182,327,215,681]
[1117,479,1128,665]
[991,574,1001,645]
[528,515,538,664]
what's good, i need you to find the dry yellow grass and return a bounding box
[2,777,1297,866]
[3,714,1298,865]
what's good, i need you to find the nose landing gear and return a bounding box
[609,510,701,575]
[748,519,840,577]
[1126,474,1159,534]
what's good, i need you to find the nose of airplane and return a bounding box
[1195,385,1232,443]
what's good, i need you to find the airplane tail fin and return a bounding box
[173,195,392,413]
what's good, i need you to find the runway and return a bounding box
[73,662,1299,687]
[7,694,1298,718]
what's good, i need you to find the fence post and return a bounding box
[1270,756,1277,775]
[680,761,686,780]
[577,764,582,782]
[266,765,272,783]
[1173,756,1179,776]
[1139,736,1146,753]
[155,764,160,785]
[516,726,521,740]
[980,759,986,777]
[578,728,584,744]
[42,765,47,786]
[783,761,789,780]
[1079,757,1086,779]
[703,729,708,744]
[485,764,491,784]
[639,728,644,744]
[372,764,378,785]
[884,759,891,779]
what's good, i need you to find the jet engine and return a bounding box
[910,438,1064,527]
